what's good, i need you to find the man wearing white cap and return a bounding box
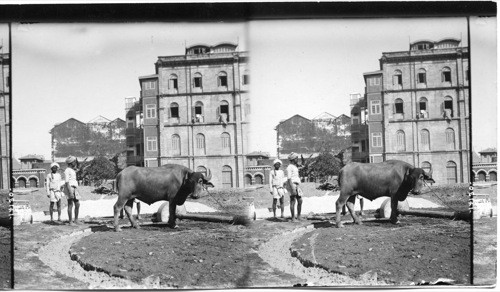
[46,162,63,222]
[64,156,81,225]
[286,152,303,222]
[269,158,286,219]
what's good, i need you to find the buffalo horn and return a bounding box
[204,168,212,181]
[427,168,433,178]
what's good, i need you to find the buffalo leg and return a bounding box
[113,196,128,232]
[124,199,140,229]
[167,201,178,229]
[346,195,362,225]
[390,197,400,224]
[335,194,349,228]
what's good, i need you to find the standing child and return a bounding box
[269,159,286,219]
[64,156,81,225]
[286,152,303,222]
[46,162,63,222]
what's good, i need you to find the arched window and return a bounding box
[195,134,206,155]
[446,161,457,183]
[217,100,230,123]
[396,130,406,151]
[393,70,403,86]
[18,177,27,188]
[218,71,228,87]
[442,67,452,83]
[254,174,263,185]
[477,171,487,182]
[445,128,455,150]
[221,132,231,154]
[193,72,203,88]
[171,134,181,156]
[418,97,428,118]
[244,174,252,186]
[489,171,497,182]
[395,98,404,114]
[443,96,454,118]
[193,101,204,122]
[417,68,426,84]
[420,129,430,151]
[421,161,432,174]
[169,102,179,118]
[169,74,178,90]
[196,166,207,177]
[222,165,233,188]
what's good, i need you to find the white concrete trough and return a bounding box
[378,197,470,221]
[473,194,494,219]
[13,200,33,225]
[156,197,256,225]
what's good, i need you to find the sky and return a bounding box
[11,17,497,160]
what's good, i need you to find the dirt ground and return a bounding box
[0,227,11,289]
[13,182,493,289]
[291,217,470,285]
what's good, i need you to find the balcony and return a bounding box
[350,124,368,133]
[351,152,369,161]
[125,128,143,136]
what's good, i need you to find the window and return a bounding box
[222,165,233,188]
[146,137,157,151]
[221,132,231,153]
[369,77,381,86]
[196,134,206,155]
[446,161,457,183]
[395,99,404,114]
[171,134,181,156]
[417,68,426,84]
[446,128,455,150]
[243,71,250,85]
[420,129,430,151]
[169,75,178,90]
[194,101,203,115]
[418,97,428,118]
[218,72,228,87]
[393,70,402,86]
[371,100,381,114]
[144,81,156,90]
[372,132,382,147]
[443,96,453,118]
[442,67,452,82]
[218,100,230,123]
[396,130,406,151]
[169,103,179,118]
[193,73,202,88]
[146,104,157,119]
[421,161,432,174]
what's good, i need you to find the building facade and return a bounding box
[359,38,470,183]
[50,116,126,162]
[472,148,497,182]
[128,43,250,188]
[0,50,9,189]
[349,93,369,163]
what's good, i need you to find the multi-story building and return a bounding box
[359,38,470,183]
[50,116,126,162]
[349,93,369,163]
[128,43,250,188]
[0,49,9,189]
[472,148,497,182]
[276,113,351,159]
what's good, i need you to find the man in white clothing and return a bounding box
[286,152,303,222]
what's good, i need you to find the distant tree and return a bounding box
[82,156,117,185]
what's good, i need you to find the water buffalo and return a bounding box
[335,160,434,228]
[113,164,213,231]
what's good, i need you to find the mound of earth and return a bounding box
[290,217,470,285]
[70,221,254,289]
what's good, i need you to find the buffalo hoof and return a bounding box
[167,223,178,229]
[132,224,141,229]
[114,226,122,232]
[354,220,363,225]
[390,219,400,225]
[336,222,344,228]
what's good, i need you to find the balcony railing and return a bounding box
[126,156,144,165]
